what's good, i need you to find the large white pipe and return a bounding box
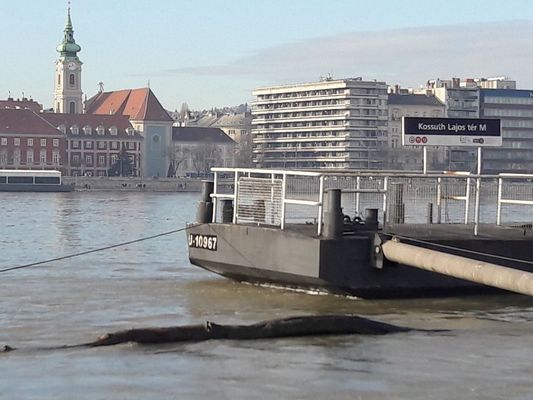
[382,239,533,297]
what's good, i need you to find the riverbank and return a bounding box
[63,176,203,192]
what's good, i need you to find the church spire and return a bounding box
[56,5,81,59]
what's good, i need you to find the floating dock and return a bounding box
[187,168,533,298]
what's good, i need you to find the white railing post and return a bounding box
[280,173,287,230]
[232,171,239,224]
[474,177,481,236]
[212,171,218,223]
[317,175,325,236]
[355,175,361,216]
[464,177,471,224]
[497,177,503,226]
[382,176,388,226]
[436,177,442,224]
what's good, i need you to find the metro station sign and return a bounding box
[402,117,502,147]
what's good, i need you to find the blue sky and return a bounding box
[3,0,533,110]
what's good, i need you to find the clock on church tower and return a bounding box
[54,7,83,114]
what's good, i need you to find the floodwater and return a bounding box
[1,191,533,399]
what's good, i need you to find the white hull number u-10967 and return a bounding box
[188,234,218,251]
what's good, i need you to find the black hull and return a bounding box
[187,223,533,299]
[0,183,74,192]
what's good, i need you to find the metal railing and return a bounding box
[497,173,533,225]
[210,168,533,236]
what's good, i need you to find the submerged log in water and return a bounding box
[88,315,410,347]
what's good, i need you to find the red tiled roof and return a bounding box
[85,88,173,122]
[0,109,62,136]
[41,113,142,139]
[0,98,43,113]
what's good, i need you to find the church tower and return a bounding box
[54,7,83,114]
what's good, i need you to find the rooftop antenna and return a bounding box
[98,81,104,93]
[147,79,151,88]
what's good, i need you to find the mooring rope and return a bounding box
[383,232,533,266]
[0,224,196,274]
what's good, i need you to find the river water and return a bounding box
[1,191,533,399]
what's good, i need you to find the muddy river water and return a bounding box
[1,191,532,399]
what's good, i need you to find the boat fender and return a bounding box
[353,216,363,225]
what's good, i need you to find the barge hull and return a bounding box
[186,223,533,298]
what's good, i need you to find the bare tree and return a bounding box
[191,141,221,175]
[234,131,253,167]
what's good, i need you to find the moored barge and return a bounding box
[0,169,74,192]
[187,168,533,298]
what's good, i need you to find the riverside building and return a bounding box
[251,77,388,170]
[480,88,533,173]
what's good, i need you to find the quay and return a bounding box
[62,176,206,192]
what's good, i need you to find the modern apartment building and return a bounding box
[386,93,445,170]
[480,88,533,173]
[251,77,388,170]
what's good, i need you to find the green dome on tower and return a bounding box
[56,7,81,58]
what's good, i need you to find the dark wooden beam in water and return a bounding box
[88,315,410,347]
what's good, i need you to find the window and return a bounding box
[53,139,59,147]
[110,126,118,136]
[28,138,33,146]
[13,149,20,165]
[53,152,60,165]
[14,138,20,146]
[96,125,105,136]
[83,125,92,135]
[41,139,47,147]
[40,150,47,164]
[111,141,118,150]
[128,142,135,150]
[97,141,106,149]
[58,75,61,85]
[98,155,106,166]
[27,150,33,164]
[69,102,76,114]
[1,138,6,145]
[71,140,80,149]
[111,154,118,163]
[126,127,134,136]
[72,154,80,163]
[69,74,75,86]
[86,155,93,165]
[71,126,79,135]
[0,150,7,165]
[58,125,66,134]
[85,141,93,149]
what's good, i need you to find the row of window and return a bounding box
[257,110,348,119]
[484,108,533,118]
[57,73,77,87]
[1,138,59,147]
[0,150,60,165]
[71,153,135,166]
[258,99,349,110]
[484,96,533,105]
[70,140,137,150]
[58,125,135,136]
[258,89,346,100]
[390,110,443,119]
[227,129,249,135]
